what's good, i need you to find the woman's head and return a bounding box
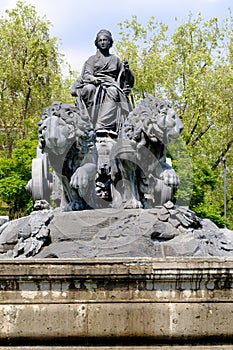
[95,29,113,48]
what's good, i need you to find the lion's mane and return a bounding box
[38,101,95,154]
[121,96,183,146]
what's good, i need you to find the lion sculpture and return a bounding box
[37,101,97,210]
[110,96,184,208]
[30,96,183,211]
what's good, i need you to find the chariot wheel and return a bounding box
[31,154,52,202]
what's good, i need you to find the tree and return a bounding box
[0,138,37,218]
[0,0,66,157]
[0,1,76,218]
[115,14,233,228]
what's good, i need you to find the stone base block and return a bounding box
[0,258,232,347]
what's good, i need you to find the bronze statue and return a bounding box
[32,101,97,211]
[71,29,134,133]
[28,30,183,211]
[110,96,183,208]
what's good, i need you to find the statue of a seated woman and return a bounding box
[71,29,134,133]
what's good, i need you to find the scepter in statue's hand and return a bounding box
[123,58,135,108]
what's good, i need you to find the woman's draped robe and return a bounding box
[71,53,133,132]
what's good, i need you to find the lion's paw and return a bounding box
[160,169,180,187]
[124,199,143,209]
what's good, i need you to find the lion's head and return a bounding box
[123,96,183,145]
[38,101,95,156]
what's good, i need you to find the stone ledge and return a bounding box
[0,256,233,273]
[0,258,232,346]
[0,302,232,340]
[0,347,232,350]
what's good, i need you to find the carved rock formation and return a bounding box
[0,202,232,259]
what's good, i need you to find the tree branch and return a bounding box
[211,139,233,170]
[186,114,200,145]
[191,122,213,146]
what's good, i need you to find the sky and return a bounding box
[0,0,232,74]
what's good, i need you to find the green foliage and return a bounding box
[0,138,38,218]
[116,13,233,227]
[0,0,65,157]
[0,175,32,218]
[167,139,193,207]
[1,3,233,227]
[192,203,228,228]
[116,16,169,100]
[188,159,226,227]
[0,1,77,218]
[191,160,217,203]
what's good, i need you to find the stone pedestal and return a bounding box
[0,257,232,348]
